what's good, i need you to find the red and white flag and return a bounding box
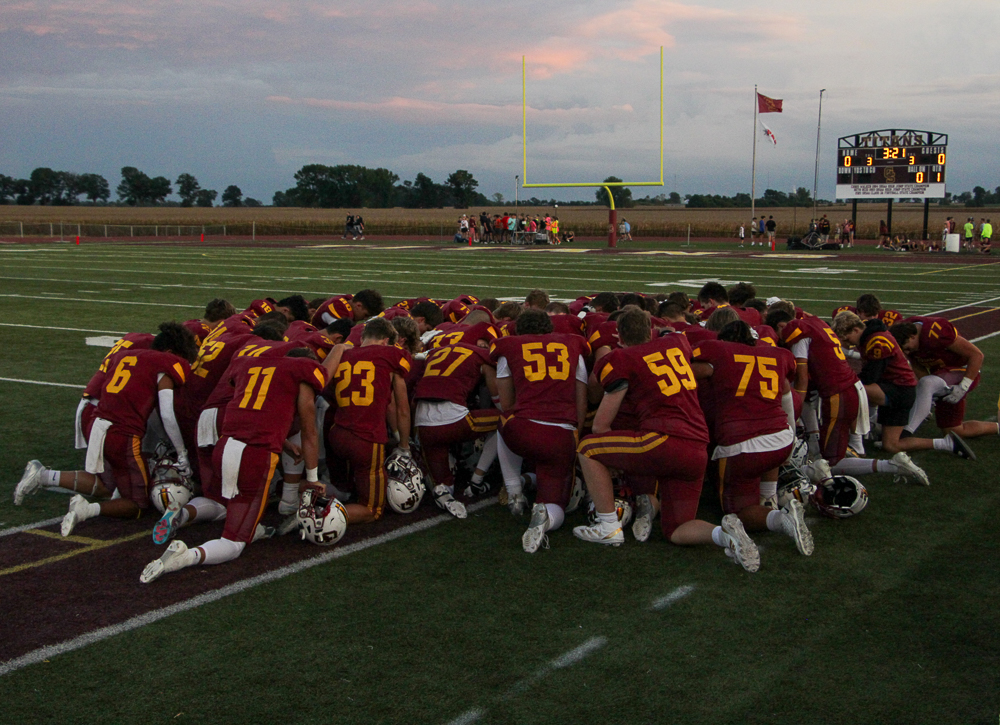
[757,92,783,114]
[760,120,777,146]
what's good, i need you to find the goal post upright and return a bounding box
[522,47,664,248]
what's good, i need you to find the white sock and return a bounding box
[188,496,227,523]
[281,482,299,507]
[766,509,784,532]
[849,433,864,454]
[197,538,245,565]
[45,469,60,485]
[711,525,729,548]
[597,511,619,525]
[544,504,564,531]
[875,460,898,474]
[832,459,878,476]
[759,480,777,499]
[84,502,101,519]
[471,471,485,485]
[497,434,523,492]
[475,433,498,473]
[932,437,953,451]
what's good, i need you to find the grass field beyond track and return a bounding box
[0,240,998,725]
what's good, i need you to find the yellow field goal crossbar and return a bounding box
[522,46,665,212]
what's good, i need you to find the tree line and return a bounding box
[0,165,996,208]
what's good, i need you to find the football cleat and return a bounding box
[432,484,467,519]
[632,494,655,542]
[890,451,930,486]
[779,500,814,556]
[948,431,976,461]
[152,501,184,545]
[507,491,528,516]
[140,540,194,583]
[522,503,550,553]
[572,521,624,546]
[14,460,45,506]
[462,479,491,498]
[721,514,760,573]
[60,494,94,537]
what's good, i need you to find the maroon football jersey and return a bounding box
[832,304,856,319]
[180,328,255,416]
[582,312,610,337]
[594,333,708,443]
[311,295,354,328]
[202,341,305,411]
[430,321,498,349]
[683,326,717,348]
[203,313,256,345]
[222,355,327,453]
[735,307,763,327]
[692,340,795,445]
[878,309,903,327]
[330,344,411,443]
[905,316,966,372]
[285,320,319,341]
[490,334,590,426]
[297,331,336,362]
[588,320,620,353]
[96,349,190,437]
[183,319,212,347]
[549,314,585,337]
[440,299,471,323]
[414,343,493,406]
[84,333,155,398]
[244,298,278,318]
[569,295,596,315]
[862,332,917,387]
[780,317,859,397]
[753,324,779,348]
[495,320,518,337]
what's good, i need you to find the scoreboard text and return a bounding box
[835,129,947,199]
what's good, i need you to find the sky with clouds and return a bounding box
[1,0,998,203]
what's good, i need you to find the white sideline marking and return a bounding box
[0,377,85,389]
[85,336,119,348]
[0,323,126,335]
[445,708,485,725]
[928,294,1000,316]
[652,584,696,610]
[971,330,1000,343]
[0,499,496,677]
[446,636,607,724]
[0,517,64,538]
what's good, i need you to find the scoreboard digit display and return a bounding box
[835,129,947,199]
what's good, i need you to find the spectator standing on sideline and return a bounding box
[765,216,776,247]
[353,215,365,240]
[343,213,355,239]
[758,216,767,241]
[982,219,993,254]
[623,218,632,241]
[750,216,758,244]
[738,223,745,248]
[963,217,975,250]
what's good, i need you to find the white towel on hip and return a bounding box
[852,380,871,436]
[85,418,113,474]
[74,398,97,450]
[221,437,247,500]
[197,407,220,447]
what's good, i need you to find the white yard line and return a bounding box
[0,517,64,538]
[651,584,697,610]
[0,377,85,389]
[971,330,1000,344]
[0,499,495,677]
[0,323,126,335]
[0,294,201,309]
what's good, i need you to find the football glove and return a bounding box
[941,377,974,404]
[175,451,193,478]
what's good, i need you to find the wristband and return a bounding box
[305,467,318,483]
[961,377,974,391]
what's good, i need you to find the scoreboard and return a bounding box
[835,129,947,199]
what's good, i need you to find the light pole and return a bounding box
[515,175,519,209]
[812,89,826,219]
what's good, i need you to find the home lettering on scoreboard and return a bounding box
[835,129,947,199]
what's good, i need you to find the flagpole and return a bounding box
[812,88,825,219]
[751,85,758,228]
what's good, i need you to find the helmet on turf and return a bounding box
[777,467,817,510]
[386,452,425,514]
[566,475,586,514]
[811,475,868,518]
[298,489,349,545]
[149,455,193,513]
